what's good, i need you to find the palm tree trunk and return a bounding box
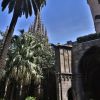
[19,80,23,100]
[4,78,9,99]
[0,12,18,69]
[34,84,41,100]
[10,84,15,100]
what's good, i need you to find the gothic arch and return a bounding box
[79,46,100,100]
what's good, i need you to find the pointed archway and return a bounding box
[79,46,100,100]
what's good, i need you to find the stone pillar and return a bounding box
[88,0,100,33]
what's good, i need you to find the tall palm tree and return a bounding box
[9,33,42,78]
[0,31,54,99]
[4,33,43,99]
[0,0,46,69]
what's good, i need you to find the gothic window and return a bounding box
[98,0,100,4]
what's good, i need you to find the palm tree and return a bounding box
[0,0,46,69]
[4,33,43,99]
[0,30,55,99]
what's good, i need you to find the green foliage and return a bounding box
[0,98,5,100]
[25,96,36,100]
[0,30,8,53]
[6,33,43,85]
[5,32,54,85]
[77,33,100,43]
[32,32,55,69]
[0,31,54,99]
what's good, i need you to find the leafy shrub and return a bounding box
[0,98,5,100]
[25,96,36,100]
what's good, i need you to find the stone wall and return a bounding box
[72,38,100,100]
[54,45,72,100]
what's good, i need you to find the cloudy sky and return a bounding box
[0,0,95,44]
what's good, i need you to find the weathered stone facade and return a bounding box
[72,38,100,100]
[53,45,72,100]
[88,0,100,32]
[53,37,100,100]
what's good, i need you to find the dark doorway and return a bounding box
[67,88,73,100]
[79,46,100,100]
[42,69,57,100]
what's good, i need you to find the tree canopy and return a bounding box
[0,31,55,99]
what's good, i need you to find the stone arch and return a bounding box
[79,46,100,100]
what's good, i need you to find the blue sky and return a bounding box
[0,0,95,44]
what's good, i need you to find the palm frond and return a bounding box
[23,0,29,18]
[14,0,23,16]
[8,0,15,13]
[31,0,37,15]
[2,0,10,11]
[2,0,46,18]
[27,0,32,16]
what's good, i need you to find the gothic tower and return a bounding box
[53,44,72,100]
[88,0,100,32]
[29,11,48,38]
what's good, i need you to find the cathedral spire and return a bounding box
[28,11,43,34]
[44,27,48,42]
[28,10,49,42]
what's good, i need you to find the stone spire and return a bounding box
[28,10,49,42]
[44,27,48,42]
[29,11,43,34]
